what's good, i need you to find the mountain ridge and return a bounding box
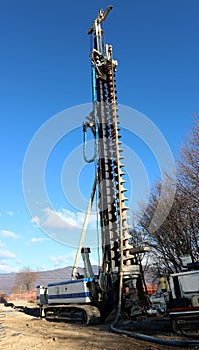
[0,266,99,294]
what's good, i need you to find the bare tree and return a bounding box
[13,267,39,292]
[178,116,199,195]
[136,116,199,274]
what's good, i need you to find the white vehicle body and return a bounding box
[169,270,199,303]
[46,278,93,305]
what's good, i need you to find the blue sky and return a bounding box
[0,0,198,274]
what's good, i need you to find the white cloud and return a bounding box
[0,264,18,273]
[30,237,48,243]
[0,249,16,259]
[31,264,47,271]
[31,216,40,226]
[15,259,23,264]
[49,252,100,270]
[0,230,18,239]
[33,207,97,230]
[43,208,84,229]
[89,256,100,266]
[6,211,13,217]
[49,252,77,268]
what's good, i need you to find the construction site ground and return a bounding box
[0,301,191,350]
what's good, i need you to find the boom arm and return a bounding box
[71,174,97,280]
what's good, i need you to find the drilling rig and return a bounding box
[37,6,148,324]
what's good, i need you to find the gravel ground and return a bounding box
[0,302,189,350]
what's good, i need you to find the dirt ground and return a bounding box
[0,302,193,350]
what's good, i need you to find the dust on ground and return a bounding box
[0,302,187,350]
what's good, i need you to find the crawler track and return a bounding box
[172,315,199,337]
[43,304,101,325]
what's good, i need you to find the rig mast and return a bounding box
[84,6,141,311]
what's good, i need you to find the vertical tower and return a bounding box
[85,7,141,310]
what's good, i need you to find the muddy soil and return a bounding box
[0,302,191,350]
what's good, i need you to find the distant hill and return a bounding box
[0,272,16,294]
[0,266,99,294]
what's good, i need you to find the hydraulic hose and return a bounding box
[110,321,199,348]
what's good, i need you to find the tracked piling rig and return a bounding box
[37,6,147,324]
[36,8,199,345]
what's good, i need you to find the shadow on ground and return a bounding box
[14,305,40,317]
